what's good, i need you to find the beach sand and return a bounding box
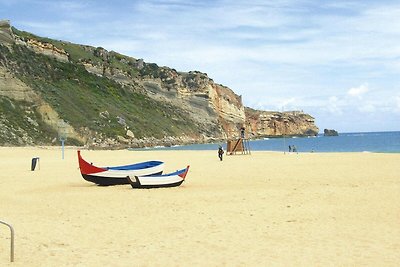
[0,147,399,266]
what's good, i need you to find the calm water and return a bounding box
[133,131,400,153]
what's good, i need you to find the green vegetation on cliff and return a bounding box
[0,98,57,145]
[0,41,199,145]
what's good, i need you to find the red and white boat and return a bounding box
[77,150,164,186]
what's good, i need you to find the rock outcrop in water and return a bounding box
[324,129,339,136]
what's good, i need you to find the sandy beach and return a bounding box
[0,147,399,266]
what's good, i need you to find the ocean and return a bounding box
[134,131,400,153]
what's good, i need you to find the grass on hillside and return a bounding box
[0,42,201,143]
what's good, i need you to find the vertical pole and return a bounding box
[10,224,14,262]
[283,132,286,154]
[0,220,14,262]
[282,107,287,155]
[61,139,65,160]
[282,107,286,154]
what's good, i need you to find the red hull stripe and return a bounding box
[178,165,190,179]
[77,150,107,175]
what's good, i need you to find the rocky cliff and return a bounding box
[245,108,318,137]
[324,129,339,136]
[0,20,14,44]
[0,20,318,148]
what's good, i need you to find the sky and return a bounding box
[1,0,400,133]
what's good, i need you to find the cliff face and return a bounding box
[0,20,319,147]
[0,65,84,145]
[0,20,14,44]
[80,54,246,140]
[245,108,318,137]
[138,70,246,139]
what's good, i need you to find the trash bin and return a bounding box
[31,157,40,171]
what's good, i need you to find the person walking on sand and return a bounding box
[218,146,224,161]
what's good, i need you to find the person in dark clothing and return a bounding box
[218,146,224,161]
[240,127,245,139]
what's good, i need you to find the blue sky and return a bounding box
[1,0,400,133]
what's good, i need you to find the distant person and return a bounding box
[288,145,292,152]
[218,146,224,161]
[240,127,245,139]
[292,145,297,153]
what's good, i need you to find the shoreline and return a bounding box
[2,145,399,153]
[1,145,399,156]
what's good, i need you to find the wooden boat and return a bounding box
[77,150,164,186]
[127,165,189,188]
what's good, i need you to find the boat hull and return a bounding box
[127,166,189,189]
[82,172,163,186]
[128,176,185,188]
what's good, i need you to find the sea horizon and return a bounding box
[131,131,400,153]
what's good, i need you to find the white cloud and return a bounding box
[358,102,376,113]
[347,84,369,98]
[326,96,343,115]
[280,97,296,110]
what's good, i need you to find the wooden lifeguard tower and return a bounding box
[226,127,251,155]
